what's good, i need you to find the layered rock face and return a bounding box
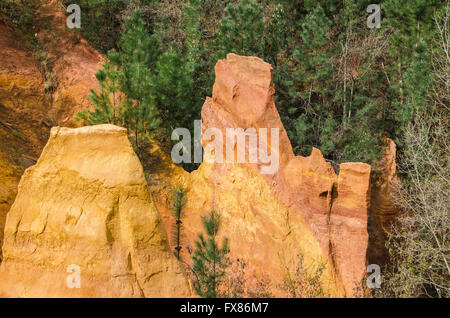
[0,21,50,253]
[156,54,377,296]
[0,1,102,251]
[0,125,192,297]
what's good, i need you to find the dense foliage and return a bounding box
[378,5,450,298]
[60,0,446,166]
[0,0,41,40]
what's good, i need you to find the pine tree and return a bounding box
[384,0,444,139]
[151,48,196,133]
[172,186,186,260]
[264,4,288,65]
[286,1,389,163]
[336,0,388,163]
[76,56,124,125]
[119,11,160,149]
[77,11,161,151]
[180,0,211,101]
[216,0,265,59]
[395,41,434,138]
[181,0,202,75]
[289,4,337,157]
[192,210,230,298]
[264,3,294,122]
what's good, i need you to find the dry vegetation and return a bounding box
[377,6,450,298]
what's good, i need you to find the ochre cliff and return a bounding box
[0,1,102,252]
[0,125,193,297]
[36,0,103,124]
[0,5,399,296]
[0,21,49,254]
[154,54,388,297]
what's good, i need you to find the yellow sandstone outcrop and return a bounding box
[0,125,193,297]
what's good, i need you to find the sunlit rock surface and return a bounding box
[157,54,377,296]
[0,125,193,297]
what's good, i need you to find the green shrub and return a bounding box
[11,130,21,138]
[61,0,141,53]
[0,0,41,37]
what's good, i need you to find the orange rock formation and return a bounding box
[155,54,394,297]
[0,125,193,297]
